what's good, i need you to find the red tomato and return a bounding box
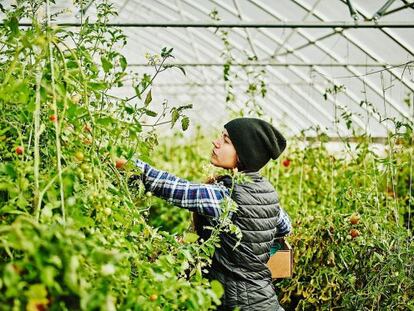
[350,229,360,239]
[15,146,24,155]
[282,159,291,167]
[49,114,57,122]
[115,158,127,169]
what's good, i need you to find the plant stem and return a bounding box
[124,56,168,103]
[46,0,66,224]
[33,69,42,222]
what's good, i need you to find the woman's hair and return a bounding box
[204,175,218,185]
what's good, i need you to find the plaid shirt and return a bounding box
[135,159,292,237]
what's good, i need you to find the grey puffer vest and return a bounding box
[196,172,285,311]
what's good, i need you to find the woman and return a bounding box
[134,118,291,310]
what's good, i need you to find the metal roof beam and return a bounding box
[290,0,414,117]
[269,65,367,132]
[274,30,339,57]
[7,21,414,28]
[232,0,258,57]
[208,0,381,133]
[247,0,393,131]
[128,62,411,67]
[346,0,359,20]
[272,0,323,57]
[120,1,218,86]
[339,0,414,56]
[174,0,210,86]
[205,0,355,133]
[139,81,326,87]
[373,0,398,20]
[188,0,413,110]
[178,0,329,130]
[118,4,309,132]
[382,1,414,16]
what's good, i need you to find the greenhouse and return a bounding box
[0,0,413,310]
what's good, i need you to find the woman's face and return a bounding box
[210,129,238,169]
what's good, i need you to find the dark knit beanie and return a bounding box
[224,118,286,171]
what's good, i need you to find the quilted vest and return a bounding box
[198,171,282,281]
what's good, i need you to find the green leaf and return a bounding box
[176,65,186,76]
[66,102,87,119]
[210,280,224,298]
[131,122,142,134]
[27,99,36,113]
[26,283,48,299]
[124,105,134,115]
[183,232,199,243]
[89,82,107,91]
[64,256,80,293]
[181,116,190,131]
[171,109,179,128]
[96,116,113,126]
[66,60,78,69]
[161,47,174,58]
[223,63,230,81]
[8,16,19,36]
[177,104,193,111]
[145,109,157,117]
[40,266,57,287]
[101,56,113,73]
[134,84,142,99]
[0,127,10,135]
[144,89,152,106]
[120,55,127,71]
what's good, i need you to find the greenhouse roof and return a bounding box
[2,0,414,138]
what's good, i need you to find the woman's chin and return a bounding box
[210,158,220,167]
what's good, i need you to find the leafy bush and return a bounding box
[0,2,224,310]
[266,132,414,310]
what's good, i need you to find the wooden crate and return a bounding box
[267,240,293,279]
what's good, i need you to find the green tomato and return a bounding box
[81,163,91,173]
[74,151,84,162]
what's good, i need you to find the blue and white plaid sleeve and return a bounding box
[135,159,230,218]
[275,207,292,237]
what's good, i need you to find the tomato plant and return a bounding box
[0,1,224,310]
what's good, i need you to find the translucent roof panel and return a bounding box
[1,0,413,138]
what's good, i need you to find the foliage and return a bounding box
[264,128,413,310]
[0,1,224,310]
